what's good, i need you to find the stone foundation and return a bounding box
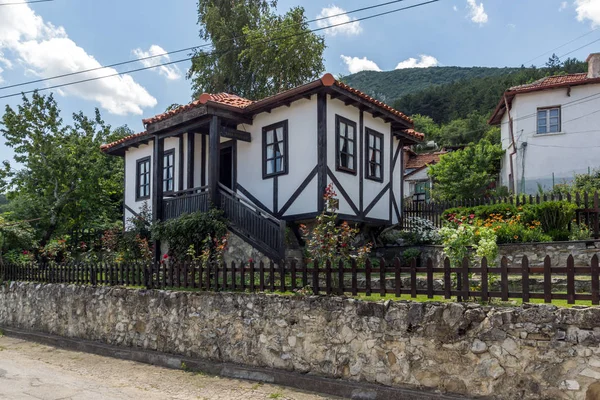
[380,240,600,267]
[222,230,270,266]
[2,282,600,399]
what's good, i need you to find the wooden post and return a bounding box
[317,93,327,211]
[187,132,195,189]
[208,116,220,206]
[443,257,451,299]
[500,257,509,301]
[152,135,164,262]
[567,255,575,304]
[543,255,552,303]
[592,255,599,305]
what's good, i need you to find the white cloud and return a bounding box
[317,6,362,36]
[132,45,181,81]
[453,5,458,11]
[395,55,439,69]
[0,4,157,115]
[559,1,568,11]
[466,0,488,25]
[340,55,381,74]
[575,0,600,27]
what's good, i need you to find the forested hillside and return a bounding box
[343,66,521,103]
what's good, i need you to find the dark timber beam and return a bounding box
[152,136,164,261]
[220,127,251,142]
[146,106,208,134]
[317,93,327,211]
[187,132,195,189]
[208,116,220,205]
[399,139,405,227]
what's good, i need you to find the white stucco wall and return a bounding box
[236,96,318,216]
[500,82,600,194]
[124,141,153,223]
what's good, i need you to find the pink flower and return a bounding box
[469,214,475,219]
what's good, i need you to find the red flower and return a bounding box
[248,258,254,263]
[22,250,28,255]
[163,254,169,259]
[469,214,475,219]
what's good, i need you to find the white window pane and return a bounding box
[276,158,282,172]
[348,157,354,170]
[267,160,274,174]
[538,126,547,134]
[348,126,354,140]
[369,135,375,147]
[266,144,274,158]
[550,109,560,117]
[267,130,274,144]
[550,124,559,133]
[376,151,381,163]
[278,145,284,156]
[348,140,354,154]
[537,110,547,119]
[276,127,283,141]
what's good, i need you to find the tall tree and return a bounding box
[1,92,128,243]
[187,0,325,99]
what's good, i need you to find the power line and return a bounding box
[0,0,440,100]
[524,27,599,66]
[557,36,600,60]
[0,0,52,5]
[0,0,415,92]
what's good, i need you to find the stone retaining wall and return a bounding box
[380,240,600,267]
[3,283,600,399]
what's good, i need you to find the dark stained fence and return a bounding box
[218,184,286,260]
[3,255,600,305]
[162,186,210,220]
[403,191,600,238]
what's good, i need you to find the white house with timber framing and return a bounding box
[101,73,423,260]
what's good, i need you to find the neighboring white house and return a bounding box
[490,53,600,194]
[403,148,447,202]
[102,73,423,259]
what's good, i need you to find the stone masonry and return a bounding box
[2,282,600,398]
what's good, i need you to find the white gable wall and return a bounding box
[236,96,318,215]
[124,142,153,223]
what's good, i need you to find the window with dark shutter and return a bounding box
[262,121,289,179]
[136,156,151,201]
[335,115,357,174]
[365,128,384,182]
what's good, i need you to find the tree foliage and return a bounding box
[428,140,504,201]
[0,92,128,244]
[187,0,325,99]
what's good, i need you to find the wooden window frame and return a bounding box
[262,120,289,179]
[365,128,384,182]
[536,106,561,134]
[335,115,357,175]
[135,156,151,201]
[163,148,175,195]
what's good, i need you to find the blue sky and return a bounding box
[0,0,598,162]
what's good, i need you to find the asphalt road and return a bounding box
[0,336,335,400]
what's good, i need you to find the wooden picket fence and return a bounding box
[403,191,600,238]
[2,255,600,305]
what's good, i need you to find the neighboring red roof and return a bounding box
[100,131,148,151]
[400,129,424,141]
[489,72,600,124]
[406,151,446,170]
[104,73,421,152]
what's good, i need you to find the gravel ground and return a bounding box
[0,336,337,400]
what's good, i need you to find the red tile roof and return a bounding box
[400,128,425,141]
[100,131,149,151]
[104,73,421,152]
[142,93,253,125]
[406,151,446,170]
[489,72,600,124]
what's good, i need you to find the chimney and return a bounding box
[587,53,600,79]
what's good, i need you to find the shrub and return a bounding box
[439,224,498,267]
[152,209,228,261]
[522,201,577,235]
[443,203,518,224]
[403,217,441,244]
[570,222,592,241]
[300,184,372,263]
[401,248,421,264]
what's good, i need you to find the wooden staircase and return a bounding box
[218,184,286,261]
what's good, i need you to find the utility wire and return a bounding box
[0,0,52,5]
[558,36,600,60]
[524,27,599,66]
[0,0,439,100]
[0,0,415,92]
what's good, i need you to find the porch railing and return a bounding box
[162,186,210,220]
[218,183,286,260]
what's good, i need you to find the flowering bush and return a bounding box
[404,216,441,244]
[439,224,498,267]
[300,184,371,264]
